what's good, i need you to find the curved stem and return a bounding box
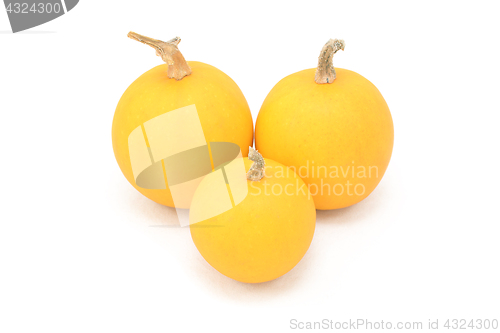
[128,32,192,80]
[246,147,265,181]
[314,39,345,84]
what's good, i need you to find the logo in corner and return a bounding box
[3,0,79,33]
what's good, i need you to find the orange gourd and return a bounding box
[190,150,316,283]
[112,33,253,207]
[256,39,394,210]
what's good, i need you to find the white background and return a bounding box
[1,1,499,332]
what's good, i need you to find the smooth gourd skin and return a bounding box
[190,158,316,283]
[256,68,394,210]
[112,61,254,207]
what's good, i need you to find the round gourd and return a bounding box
[112,33,253,207]
[256,39,394,210]
[190,149,316,283]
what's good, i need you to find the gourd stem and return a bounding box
[314,39,345,84]
[246,147,265,181]
[127,32,192,80]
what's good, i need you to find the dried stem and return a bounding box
[128,32,192,80]
[246,147,265,181]
[314,39,345,84]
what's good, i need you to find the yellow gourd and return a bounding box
[190,150,316,283]
[256,39,394,210]
[112,33,253,207]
